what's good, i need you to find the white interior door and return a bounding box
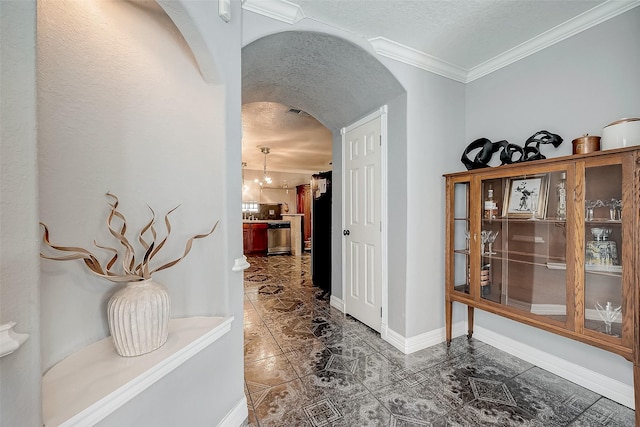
[342,113,382,332]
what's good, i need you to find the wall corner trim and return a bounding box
[383,322,467,355]
[242,0,305,24]
[368,37,468,83]
[330,295,345,312]
[217,396,248,427]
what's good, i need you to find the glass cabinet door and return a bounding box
[452,180,470,295]
[583,162,624,338]
[480,171,569,325]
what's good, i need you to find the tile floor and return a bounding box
[243,253,635,426]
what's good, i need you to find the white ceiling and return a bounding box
[241,0,638,175]
[242,102,333,174]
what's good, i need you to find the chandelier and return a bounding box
[241,162,248,192]
[255,146,272,187]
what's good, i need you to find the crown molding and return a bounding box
[243,0,639,83]
[368,37,468,83]
[242,0,304,24]
[466,0,640,82]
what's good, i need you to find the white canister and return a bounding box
[601,118,640,150]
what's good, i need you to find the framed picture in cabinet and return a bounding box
[503,175,549,219]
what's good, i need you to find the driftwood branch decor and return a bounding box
[40,192,219,282]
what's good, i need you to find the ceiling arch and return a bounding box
[242,31,405,131]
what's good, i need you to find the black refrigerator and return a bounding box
[311,171,331,293]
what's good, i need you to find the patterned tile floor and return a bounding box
[243,254,635,426]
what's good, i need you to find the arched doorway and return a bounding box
[242,30,405,325]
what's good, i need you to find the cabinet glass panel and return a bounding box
[481,173,568,323]
[453,181,470,294]
[583,163,623,337]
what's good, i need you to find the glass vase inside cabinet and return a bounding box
[583,162,624,338]
[483,172,568,325]
[451,180,470,295]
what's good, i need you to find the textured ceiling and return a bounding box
[242,31,404,175]
[292,0,605,70]
[242,102,333,174]
[241,0,624,175]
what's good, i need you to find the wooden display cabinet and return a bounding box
[444,147,639,424]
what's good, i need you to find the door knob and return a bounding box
[343,230,350,236]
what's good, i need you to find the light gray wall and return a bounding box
[0,2,42,426]
[38,0,228,368]
[385,94,408,329]
[35,0,245,424]
[465,7,640,387]
[242,10,466,338]
[385,61,465,337]
[96,331,242,426]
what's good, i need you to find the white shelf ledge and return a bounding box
[232,255,250,272]
[0,322,29,358]
[42,316,233,427]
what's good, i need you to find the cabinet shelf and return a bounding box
[481,252,564,266]
[482,217,566,224]
[585,219,622,225]
[546,262,622,276]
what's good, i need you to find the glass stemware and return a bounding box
[480,230,490,255]
[595,301,622,335]
[485,230,499,255]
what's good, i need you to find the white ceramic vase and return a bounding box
[107,278,170,357]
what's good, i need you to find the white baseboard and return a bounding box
[329,295,345,312]
[381,321,633,409]
[473,325,635,409]
[382,321,467,354]
[218,396,248,427]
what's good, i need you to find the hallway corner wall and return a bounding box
[0,1,42,426]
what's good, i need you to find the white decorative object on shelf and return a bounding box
[107,279,170,357]
[40,193,219,358]
[0,322,29,358]
[232,255,250,272]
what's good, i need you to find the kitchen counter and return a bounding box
[242,220,290,224]
[282,214,303,256]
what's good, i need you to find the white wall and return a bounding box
[465,7,640,390]
[36,0,245,424]
[0,2,42,426]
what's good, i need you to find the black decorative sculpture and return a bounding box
[461,130,563,170]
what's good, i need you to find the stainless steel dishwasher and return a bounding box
[267,221,291,255]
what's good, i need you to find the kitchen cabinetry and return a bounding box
[297,184,312,247]
[444,147,639,421]
[243,222,268,254]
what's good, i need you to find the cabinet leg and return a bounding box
[634,364,639,427]
[445,300,452,347]
[467,306,474,339]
